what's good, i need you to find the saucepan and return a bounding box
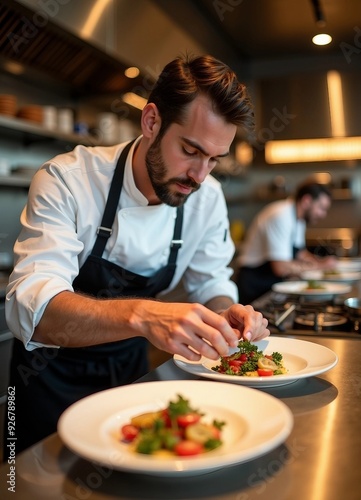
[344,297,361,319]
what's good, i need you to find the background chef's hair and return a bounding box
[147,54,254,137]
[295,181,332,202]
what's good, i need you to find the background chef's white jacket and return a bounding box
[239,198,306,267]
[6,138,237,350]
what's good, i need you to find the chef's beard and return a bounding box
[145,134,200,207]
[304,207,316,225]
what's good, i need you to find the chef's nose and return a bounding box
[187,159,211,184]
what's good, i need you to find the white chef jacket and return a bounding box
[239,198,306,267]
[6,138,237,350]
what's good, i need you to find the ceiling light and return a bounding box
[122,92,147,110]
[265,137,361,163]
[327,71,345,137]
[80,0,111,39]
[3,61,25,75]
[312,33,332,46]
[124,67,140,79]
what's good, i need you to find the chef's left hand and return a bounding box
[220,304,270,342]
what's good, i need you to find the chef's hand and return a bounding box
[139,301,269,362]
[219,304,270,343]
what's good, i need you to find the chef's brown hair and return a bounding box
[295,182,332,202]
[147,54,254,138]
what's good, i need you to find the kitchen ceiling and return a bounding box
[155,0,361,61]
[2,0,360,96]
[1,0,361,144]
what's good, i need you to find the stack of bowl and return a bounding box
[0,94,17,116]
[17,105,43,123]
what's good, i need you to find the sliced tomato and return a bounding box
[174,440,204,456]
[177,413,201,428]
[121,424,139,441]
[257,368,274,377]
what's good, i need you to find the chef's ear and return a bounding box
[141,103,161,139]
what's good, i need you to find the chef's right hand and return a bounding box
[136,301,241,362]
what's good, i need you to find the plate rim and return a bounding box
[272,280,351,295]
[57,380,294,476]
[173,337,338,387]
[300,270,361,282]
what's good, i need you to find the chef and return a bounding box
[236,181,337,303]
[4,54,269,456]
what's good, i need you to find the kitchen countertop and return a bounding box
[1,335,360,500]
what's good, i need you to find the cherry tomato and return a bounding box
[160,409,172,427]
[177,413,201,428]
[240,353,248,362]
[257,368,274,377]
[174,440,204,456]
[121,424,139,441]
[229,359,243,367]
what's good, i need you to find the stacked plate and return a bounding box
[17,105,43,123]
[0,94,17,116]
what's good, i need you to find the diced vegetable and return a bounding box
[119,394,225,458]
[212,340,287,377]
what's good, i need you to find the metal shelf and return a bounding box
[0,114,100,147]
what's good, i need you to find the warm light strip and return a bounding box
[265,137,361,163]
[122,92,148,110]
[327,71,346,137]
[80,0,111,38]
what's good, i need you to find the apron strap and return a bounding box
[168,205,183,265]
[92,139,136,257]
[91,138,184,264]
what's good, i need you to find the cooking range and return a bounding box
[252,290,361,339]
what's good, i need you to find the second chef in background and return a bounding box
[236,181,337,303]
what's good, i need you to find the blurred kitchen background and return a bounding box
[1,0,361,406]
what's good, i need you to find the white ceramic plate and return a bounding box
[173,337,338,388]
[58,380,293,476]
[300,270,361,283]
[272,280,351,297]
[335,259,361,272]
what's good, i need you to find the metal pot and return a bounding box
[344,297,361,318]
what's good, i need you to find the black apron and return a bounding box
[236,246,300,304]
[5,139,184,456]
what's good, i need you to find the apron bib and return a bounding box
[237,246,300,304]
[6,139,184,455]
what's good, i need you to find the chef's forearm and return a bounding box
[204,296,234,313]
[32,290,144,347]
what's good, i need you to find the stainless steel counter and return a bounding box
[1,335,360,500]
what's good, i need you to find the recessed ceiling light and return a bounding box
[124,67,140,78]
[312,33,332,46]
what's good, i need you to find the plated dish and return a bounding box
[300,270,361,283]
[173,337,338,388]
[272,280,351,297]
[58,380,293,476]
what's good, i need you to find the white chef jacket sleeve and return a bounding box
[5,163,83,350]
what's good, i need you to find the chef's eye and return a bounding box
[210,157,220,166]
[182,147,197,156]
